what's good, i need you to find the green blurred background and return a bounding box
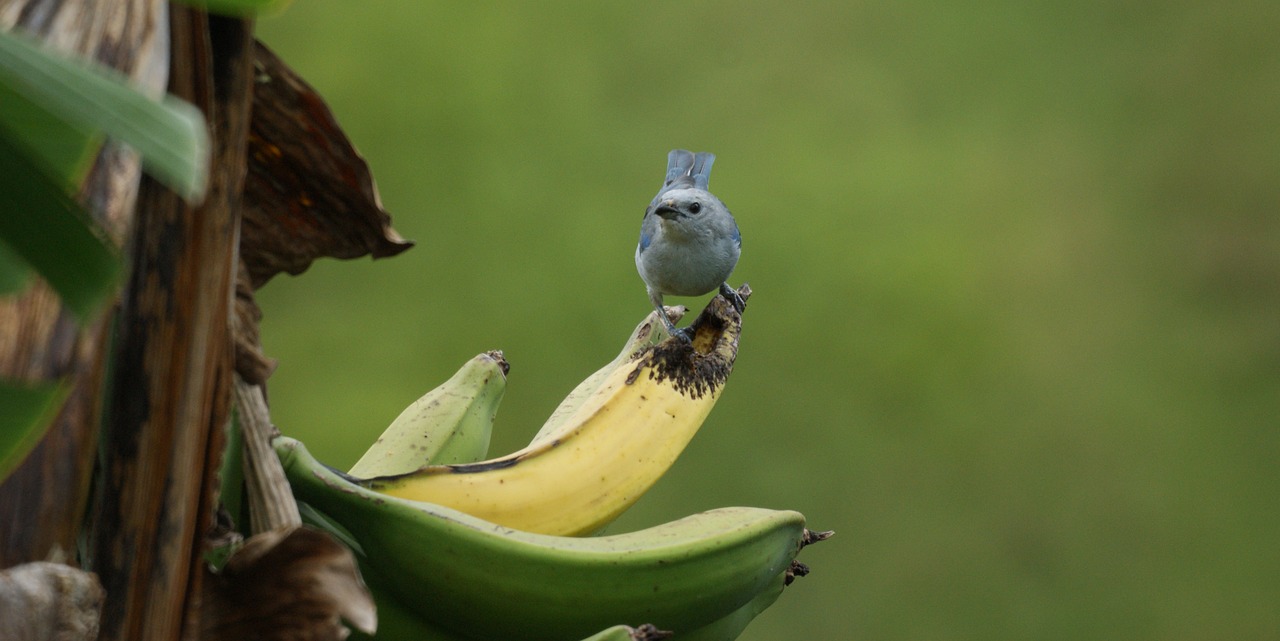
[255,2,1279,639]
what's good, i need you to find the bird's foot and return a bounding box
[659,315,693,343]
[653,305,687,342]
[719,283,746,313]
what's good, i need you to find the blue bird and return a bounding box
[635,150,743,339]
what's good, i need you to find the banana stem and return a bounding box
[801,528,835,547]
[235,374,301,533]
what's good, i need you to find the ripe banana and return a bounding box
[348,351,507,478]
[529,306,682,446]
[277,435,823,641]
[360,286,749,536]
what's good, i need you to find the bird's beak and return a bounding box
[654,200,681,220]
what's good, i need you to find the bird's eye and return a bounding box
[688,202,702,214]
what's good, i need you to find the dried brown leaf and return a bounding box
[240,41,413,290]
[201,526,376,641]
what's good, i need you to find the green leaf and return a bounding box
[176,0,295,17]
[0,125,120,321]
[0,238,32,295]
[0,380,67,483]
[0,29,208,201]
[0,80,100,189]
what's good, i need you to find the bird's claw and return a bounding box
[654,312,692,343]
[719,283,746,314]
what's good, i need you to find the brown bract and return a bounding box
[240,41,413,290]
[201,527,376,641]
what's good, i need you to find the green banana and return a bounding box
[347,563,473,641]
[678,570,786,641]
[575,571,794,641]
[361,289,747,536]
[346,562,796,641]
[529,307,680,446]
[338,551,798,641]
[351,559,668,641]
[325,510,803,641]
[277,436,818,641]
[348,351,507,478]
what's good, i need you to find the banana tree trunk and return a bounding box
[0,2,253,640]
[0,0,167,569]
[90,9,253,640]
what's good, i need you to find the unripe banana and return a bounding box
[337,527,801,641]
[677,570,786,641]
[361,287,748,536]
[277,435,817,641]
[344,563,795,641]
[574,572,790,641]
[347,564,473,641]
[348,351,507,478]
[347,566,794,641]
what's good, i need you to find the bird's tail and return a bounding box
[691,152,716,190]
[662,149,696,190]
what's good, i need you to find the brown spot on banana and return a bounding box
[631,283,749,399]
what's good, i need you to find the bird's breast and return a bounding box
[636,232,739,297]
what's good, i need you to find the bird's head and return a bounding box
[653,188,710,222]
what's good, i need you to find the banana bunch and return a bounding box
[275,286,834,639]
[355,291,742,537]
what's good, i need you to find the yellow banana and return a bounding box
[348,351,507,478]
[529,306,682,446]
[361,286,749,536]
